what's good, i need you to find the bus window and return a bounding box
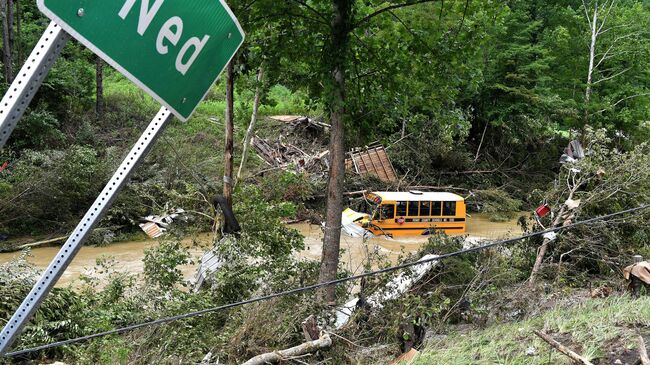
[443,201,457,216]
[408,201,419,216]
[396,201,407,216]
[432,201,442,216]
[420,201,431,216]
[380,205,395,220]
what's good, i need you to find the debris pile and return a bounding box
[139,209,186,238]
[251,135,330,174]
[560,140,585,164]
[269,115,331,137]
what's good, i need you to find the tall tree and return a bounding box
[1,0,13,84]
[95,56,104,118]
[223,59,236,209]
[318,0,353,304]
[266,0,438,303]
[237,66,265,182]
[580,0,650,132]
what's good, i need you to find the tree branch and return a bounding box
[453,0,471,39]
[287,0,330,25]
[388,10,435,54]
[596,0,616,35]
[591,92,650,115]
[582,0,593,27]
[354,0,437,29]
[593,66,631,84]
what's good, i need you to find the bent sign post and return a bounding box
[0,0,243,356]
[38,0,244,121]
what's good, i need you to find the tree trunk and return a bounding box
[237,66,264,182]
[318,0,352,304]
[585,2,598,110]
[6,0,11,56]
[529,202,568,284]
[223,59,236,209]
[95,56,104,118]
[1,0,13,84]
[14,0,19,63]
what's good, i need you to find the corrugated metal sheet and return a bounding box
[139,222,165,238]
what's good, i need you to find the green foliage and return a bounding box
[11,108,65,150]
[469,189,524,214]
[0,254,86,359]
[143,240,191,291]
[209,185,305,302]
[0,146,112,234]
[258,170,317,203]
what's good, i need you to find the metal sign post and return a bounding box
[0,21,69,148]
[0,0,244,356]
[0,107,173,354]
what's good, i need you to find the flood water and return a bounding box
[0,213,525,287]
[295,212,526,275]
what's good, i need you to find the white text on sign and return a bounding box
[118,0,210,75]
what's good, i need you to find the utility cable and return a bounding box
[4,204,649,358]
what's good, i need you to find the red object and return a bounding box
[535,204,551,218]
[0,161,8,173]
[396,217,405,224]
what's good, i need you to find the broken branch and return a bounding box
[639,335,650,365]
[533,330,594,365]
[241,334,332,365]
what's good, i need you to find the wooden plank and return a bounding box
[373,148,392,182]
[365,148,381,179]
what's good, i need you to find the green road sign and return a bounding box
[38,0,244,121]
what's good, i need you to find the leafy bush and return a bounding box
[0,253,86,359]
[10,108,65,150]
[143,240,191,291]
[208,185,305,302]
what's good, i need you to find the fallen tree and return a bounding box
[240,334,332,365]
[528,130,650,283]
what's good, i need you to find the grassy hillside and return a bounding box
[412,295,650,365]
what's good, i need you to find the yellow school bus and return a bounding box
[361,191,466,237]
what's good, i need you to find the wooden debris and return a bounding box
[390,348,419,364]
[589,286,612,298]
[533,330,594,365]
[15,236,67,250]
[251,135,329,174]
[346,144,398,182]
[302,315,321,342]
[241,334,332,365]
[639,335,650,365]
[270,115,331,131]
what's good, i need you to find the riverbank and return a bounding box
[411,295,650,365]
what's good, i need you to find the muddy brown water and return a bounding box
[0,213,525,287]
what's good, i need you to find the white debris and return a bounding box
[139,208,186,238]
[564,199,581,210]
[335,254,439,328]
[543,232,558,242]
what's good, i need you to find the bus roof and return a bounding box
[371,191,464,202]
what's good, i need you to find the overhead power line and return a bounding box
[5,204,650,358]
